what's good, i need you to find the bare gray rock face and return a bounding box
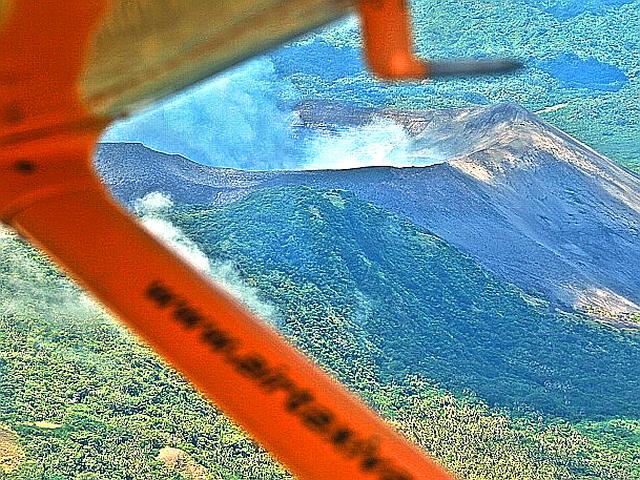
[95,102,640,313]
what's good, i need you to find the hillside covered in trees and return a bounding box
[1,187,638,479]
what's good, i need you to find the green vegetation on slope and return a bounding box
[577,419,640,478]
[0,187,638,478]
[173,187,640,420]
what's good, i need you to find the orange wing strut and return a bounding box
[356,0,522,80]
[357,0,429,79]
[0,2,455,479]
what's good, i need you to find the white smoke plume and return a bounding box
[102,58,299,170]
[134,192,278,323]
[304,118,423,170]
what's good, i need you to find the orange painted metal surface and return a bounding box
[0,1,455,479]
[357,0,429,80]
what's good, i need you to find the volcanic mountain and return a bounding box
[95,102,640,314]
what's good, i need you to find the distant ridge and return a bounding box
[95,103,640,314]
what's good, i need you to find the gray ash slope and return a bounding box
[95,102,640,314]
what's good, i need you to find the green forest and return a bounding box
[1,187,638,479]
